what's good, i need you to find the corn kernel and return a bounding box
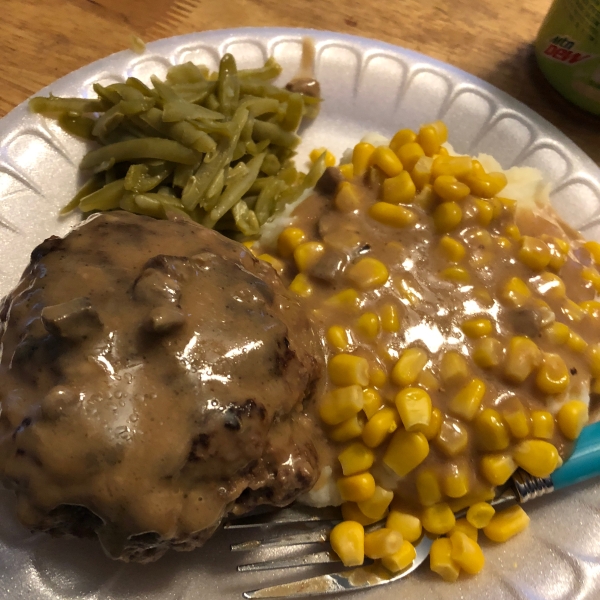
[466,502,495,529]
[362,388,383,419]
[310,147,336,167]
[369,202,417,228]
[358,486,394,520]
[432,120,449,143]
[386,511,422,543]
[474,408,510,451]
[422,502,456,535]
[431,155,472,179]
[356,312,380,340]
[444,463,470,498]
[277,227,306,259]
[339,163,354,179]
[435,417,469,457]
[473,199,494,226]
[531,410,554,439]
[346,258,389,290]
[582,266,600,292]
[472,337,504,369]
[449,518,479,542]
[584,240,600,265]
[294,241,325,272]
[495,235,512,250]
[352,142,375,177]
[532,272,567,299]
[563,298,586,323]
[556,400,588,440]
[434,175,471,202]
[504,336,542,383]
[338,442,375,476]
[381,540,417,573]
[330,414,365,442]
[417,369,440,393]
[371,146,404,177]
[504,224,521,242]
[394,276,423,305]
[421,407,443,440]
[330,521,365,566]
[391,347,428,386]
[542,321,570,345]
[480,453,517,486]
[329,355,370,387]
[465,168,508,198]
[567,329,588,353]
[440,266,470,283]
[380,303,400,333]
[502,400,531,438]
[335,181,362,212]
[395,387,432,433]
[439,236,466,263]
[430,538,460,582]
[337,472,376,502]
[473,287,494,307]
[518,236,551,271]
[341,502,379,526]
[580,301,600,320]
[382,171,417,204]
[326,325,350,351]
[364,528,403,559]
[242,240,256,251]
[416,467,442,506]
[513,439,559,477]
[257,253,285,275]
[326,288,361,313]
[417,124,441,157]
[587,344,600,377]
[500,276,532,308]
[433,201,463,233]
[535,352,570,394]
[362,407,399,448]
[449,379,486,421]
[450,531,485,574]
[289,272,313,297]
[483,505,530,543]
[369,365,387,387]
[410,156,434,190]
[383,430,429,476]
[319,385,364,425]
[461,318,493,338]
[389,129,417,153]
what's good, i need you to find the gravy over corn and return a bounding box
[256,135,599,523]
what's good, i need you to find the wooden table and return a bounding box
[1,0,598,164]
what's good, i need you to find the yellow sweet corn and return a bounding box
[329,414,365,442]
[391,347,428,386]
[430,538,461,582]
[341,502,380,526]
[339,163,354,179]
[330,521,365,566]
[461,317,493,338]
[472,337,504,369]
[466,502,496,529]
[435,417,469,457]
[584,240,600,265]
[338,442,375,476]
[531,410,555,439]
[364,528,404,559]
[371,146,404,177]
[440,351,469,386]
[475,198,494,226]
[422,502,456,535]
[396,142,425,171]
[480,453,517,486]
[395,387,432,432]
[380,302,400,332]
[563,299,586,323]
[258,253,285,275]
[449,518,478,542]
[362,407,399,448]
[518,236,551,271]
[483,505,530,543]
[386,510,422,543]
[335,181,363,212]
[443,463,471,498]
[326,325,350,351]
[474,408,510,451]
[416,467,442,506]
[502,400,531,438]
[504,336,542,383]
[358,486,394,520]
[383,430,429,476]
[439,235,466,262]
[277,227,307,258]
[543,321,570,345]
[581,301,600,320]
[352,142,375,177]
[464,163,507,198]
[495,235,512,250]
[381,540,417,573]
[382,171,417,204]
[434,175,471,202]
[513,439,559,477]
[294,241,325,272]
[356,312,380,340]
[325,288,362,313]
[417,123,443,157]
[337,472,376,502]
[418,368,441,393]
[329,354,370,387]
[535,352,570,395]
[582,266,600,293]
[346,257,389,289]
[567,328,588,352]
[557,400,588,440]
[362,388,383,419]
[500,276,532,308]
[369,365,387,387]
[449,379,486,421]
[432,155,473,179]
[505,224,521,241]
[433,201,462,233]
[440,266,471,283]
[389,128,417,153]
[288,273,313,297]
[421,407,443,440]
[450,531,485,574]
[369,201,417,228]
[411,156,434,190]
[588,343,600,377]
[319,385,364,425]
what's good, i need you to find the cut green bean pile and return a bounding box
[30,54,327,236]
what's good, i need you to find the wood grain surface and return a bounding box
[1,0,598,164]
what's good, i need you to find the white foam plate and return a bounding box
[1,27,600,600]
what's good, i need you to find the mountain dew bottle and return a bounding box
[535,0,600,115]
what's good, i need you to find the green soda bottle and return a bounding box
[535,0,600,115]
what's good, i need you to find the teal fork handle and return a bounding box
[552,421,600,491]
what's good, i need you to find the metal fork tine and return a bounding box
[231,526,331,551]
[237,550,341,572]
[225,506,341,529]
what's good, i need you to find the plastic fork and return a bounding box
[227,421,600,598]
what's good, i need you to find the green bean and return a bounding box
[203,152,265,228]
[162,100,224,122]
[173,163,197,188]
[80,138,198,170]
[134,194,165,219]
[205,93,220,111]
[104,167,117,183]
[124,162,172,193]
[150,75,180,104]
[232,140,247,161]
[189,118,235,138]
[93,157,115,174]
[231,200,260,236]
[79,178,125,212]
[226,162,249,183]
[239,96,280,117]
[137,193,184,208]
[254,177,286,224]
[252,120,300,148]
[237,57,283,81]
[217,54,239,117]
[239,80,320,105]
[58,113,95,139]
[119,98,156,115]
[260,153,281,176]
[171,81,216,103]
[61,174,104,214]
[167,62,210,84]
[125,77,154,97]
[93,83,122,106]
[280,92,304,132]
[92,104,125,138]
[29,96,106,115]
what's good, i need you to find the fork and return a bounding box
[226,421,600,598]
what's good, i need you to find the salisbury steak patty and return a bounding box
[0,211,325,562]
